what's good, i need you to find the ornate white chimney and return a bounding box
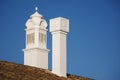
[50,17,69,77]
[23,7,49,69]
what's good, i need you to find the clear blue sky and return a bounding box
[0,0,120,80]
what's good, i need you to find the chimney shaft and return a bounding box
[50,17,69,77]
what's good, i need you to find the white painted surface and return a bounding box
[50,17,69,32]
[50,17,69,77]
[24,48,49,69]
[23,7,49,69]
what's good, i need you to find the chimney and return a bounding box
[50,17,69,77]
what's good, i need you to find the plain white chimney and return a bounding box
[50,17,69,77]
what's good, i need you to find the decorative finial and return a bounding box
[35,7,38,12]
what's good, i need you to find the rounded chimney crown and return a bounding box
[26,7,47,29]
